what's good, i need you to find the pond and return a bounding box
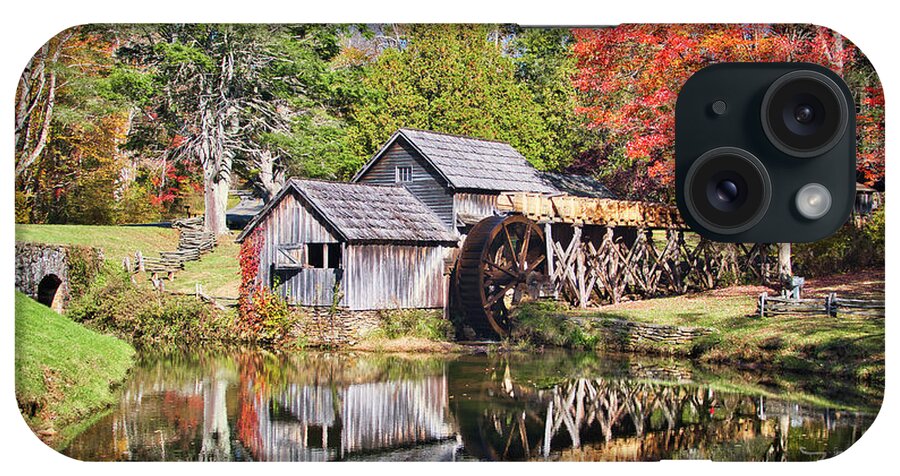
[63,349,881,462]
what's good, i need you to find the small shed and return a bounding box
[236,179,458,311]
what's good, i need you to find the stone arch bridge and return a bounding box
[15,242,103,312]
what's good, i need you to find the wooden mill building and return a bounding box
[237,128,640,341]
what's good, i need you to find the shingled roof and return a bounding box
[539,172,617,199]
[354,128,560,193]
[236,179,458,244]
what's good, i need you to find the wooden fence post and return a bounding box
[826,292,838,317]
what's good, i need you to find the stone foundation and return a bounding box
[292,307,382,347]
[565,316,715,354]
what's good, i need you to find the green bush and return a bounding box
[64,246,104,301]
[793,207,885,277]
[373,309,453,341]
[510,300,599,349]
[68,266,237,348]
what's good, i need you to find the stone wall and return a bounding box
[562,315,715,354]
[292,307,382,347]
[15,242,104,312]
[596,318,715,353]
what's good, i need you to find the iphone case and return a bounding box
[13,23,884,461]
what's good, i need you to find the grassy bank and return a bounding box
[354,308,468,353]
[166,234,241,298]
[15,291,135,448]
[512,270,885,383]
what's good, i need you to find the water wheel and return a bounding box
[456,214,548,338]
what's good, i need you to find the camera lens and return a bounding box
[716,180,739,203]
[761,70,848,158]
[794,104,815,124]
[684,147,771,234]
[708,174,747,212]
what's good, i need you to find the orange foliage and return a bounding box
[571,24,880,199]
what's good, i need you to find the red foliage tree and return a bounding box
[571,24,878,201]
[857,85,885,187]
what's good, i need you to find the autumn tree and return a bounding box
[570,24,875,201]
[15,27,136,224]
[116,25,269,233]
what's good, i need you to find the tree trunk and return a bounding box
[777,242,792,283]
[203,165,231,235]
[15,36,67,178]
[255,149,285,203]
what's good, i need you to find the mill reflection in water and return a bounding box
[62,350,879,462]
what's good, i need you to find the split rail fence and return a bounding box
[122,216,217,289]
[757,292,884,318]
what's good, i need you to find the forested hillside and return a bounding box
[15,24,884,231]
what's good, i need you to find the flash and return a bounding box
[795,183,832,220]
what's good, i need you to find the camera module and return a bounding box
[761,70,849,158]
[684,147,772,235]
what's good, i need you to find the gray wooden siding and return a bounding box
[258,192,344,307]
[355,140,454,228]
[344,244,448,310]
[454,192,499,220]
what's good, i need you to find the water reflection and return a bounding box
[63,350,880,462]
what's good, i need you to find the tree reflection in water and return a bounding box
[62,350,879,462]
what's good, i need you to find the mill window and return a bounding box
[395,166,413,183]
[306,243,342,269]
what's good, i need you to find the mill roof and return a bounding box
[353,128,560,193]
[236,179,458,244]
[538,171,617,199]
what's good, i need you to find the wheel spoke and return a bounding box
[527,254,546,271]
[502,224,518,272]
[484,258,518,280]
[485,273,514,287]
[519,225,532,271]
[485,281,517,308]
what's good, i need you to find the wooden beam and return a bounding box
[544,223,557,299]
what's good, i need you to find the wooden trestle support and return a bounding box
[497,192,779,309]
[544,225,778,308]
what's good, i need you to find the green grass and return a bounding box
[16,224,178,264]
[520,292,884,383]
[167,232,242,298]
[14,291,135,447]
